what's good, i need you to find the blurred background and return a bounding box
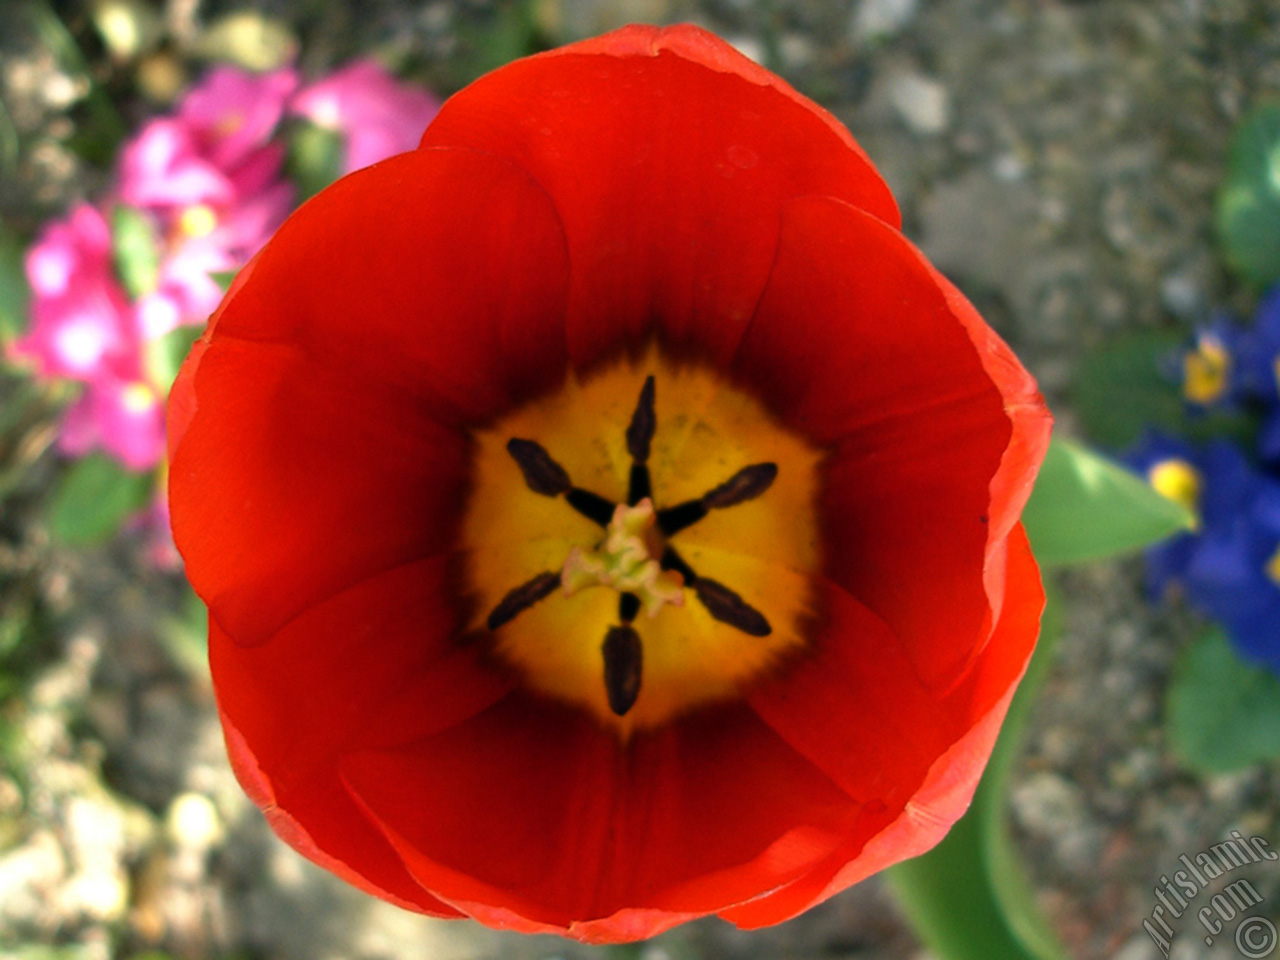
[1,1,1279,959]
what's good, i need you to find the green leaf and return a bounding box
[1023,437,1195,567]
[887,588,1067,960]
[211,269,238,291]
[0,219,30,342]
[1166,630,1280,773]
[48,454,154,545]
[1216,101,1280,289]
[286,122,344,203]
[111,205,161,299]
[145,325,202,393]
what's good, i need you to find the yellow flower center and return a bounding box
[179,204,219,239]
[462,349,822,731]
[121,381,158,414]
[1182,334,1231,405]
[1147,458,1202,513]
[1265,545,1280,586]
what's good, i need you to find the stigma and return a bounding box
[561,500,685,617]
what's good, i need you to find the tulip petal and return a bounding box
[341,694,874,939]
[746,577,958,807]
[208,555,503,767]
[218,704,461,916]
[733,194,1047,690]
[564,23,892,197]
[171,337,470,644]
[719,524,1043,928]
[181,146,571,428]
[209,555,510,914]
[420,24,898,368]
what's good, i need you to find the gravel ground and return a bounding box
[2,1,1280,958]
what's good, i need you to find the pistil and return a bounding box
[561,500,685,617]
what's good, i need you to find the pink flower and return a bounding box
[118,76,296,254]
[118,119,234,212]
[292,60,440,173]
[135,235,237,340]
[10,205,139,382]
[60,377,166,470]
[179,66,299,171]
[25,204,112,298]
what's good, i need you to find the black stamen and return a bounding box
[693,579,772,637]
[657,500,708,537]
[702,463,778,510]
[628,463,652,506]
[566,487,617,526]
[626,375,657,463]
[619,592,641,623]
[506,439,571,496]
[487,571,562,630]
[602,625,643,716]
[659,546,698,585]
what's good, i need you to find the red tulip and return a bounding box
[168,24,1051,943]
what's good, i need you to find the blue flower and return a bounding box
[1127,431,1205,599]
[1184,467,1280,673]
[1127,288,1280,676]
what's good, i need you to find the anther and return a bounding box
[626,375,656,463]
[506,439,570,496]
[602,624,643,716]
[657,462,778,535]
[701,463,778,509]
[693,578,772,637]
[487,571,562,630]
